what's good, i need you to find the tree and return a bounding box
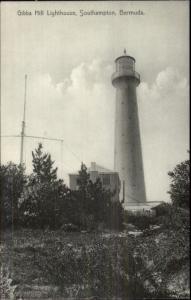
[168,158,190,209]
[0,162,26,228]
[77,163,90,191]
[74,163,91,228]
[19,143,69,228]
[73,163,124,230]
[32,143,57,184]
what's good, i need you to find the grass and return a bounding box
[1,229,134,298]
[0,228,190,299]
[1,229,105,283]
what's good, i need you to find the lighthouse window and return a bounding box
[102,175,110,185]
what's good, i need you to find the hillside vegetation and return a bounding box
[0,145,190,299]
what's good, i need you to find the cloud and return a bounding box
[59,59,115,169]
[137,67,189,201]
[138,67,189,140]
[139,67,188,101]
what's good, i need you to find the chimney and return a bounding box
[91,162,96,171]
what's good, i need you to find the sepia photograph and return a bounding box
[0,1,190,299]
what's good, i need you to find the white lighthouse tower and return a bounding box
[112,51,146,207]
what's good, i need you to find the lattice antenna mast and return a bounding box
[20,74,27,165]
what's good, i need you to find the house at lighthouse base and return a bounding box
[69,162,120,202]
[69,161,162,213]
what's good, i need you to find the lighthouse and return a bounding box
[111,50,146,206]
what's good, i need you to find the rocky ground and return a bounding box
[0,227,190,299]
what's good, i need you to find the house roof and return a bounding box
[87,163,114,173]
[69,162,116,175]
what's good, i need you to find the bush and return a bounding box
[168,158,190,209]
[1,148,124,232]
[0,162,26,228]
[35,235,152,299]
[157,205,190,231]
[151,202,172,217]
[0,264,17,299]
[61,223,79,232]
[19,178,70,229]
[124,210,156,230]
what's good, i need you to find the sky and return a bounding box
[1,1,189,202]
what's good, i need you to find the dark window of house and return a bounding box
[102,175,110,185]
